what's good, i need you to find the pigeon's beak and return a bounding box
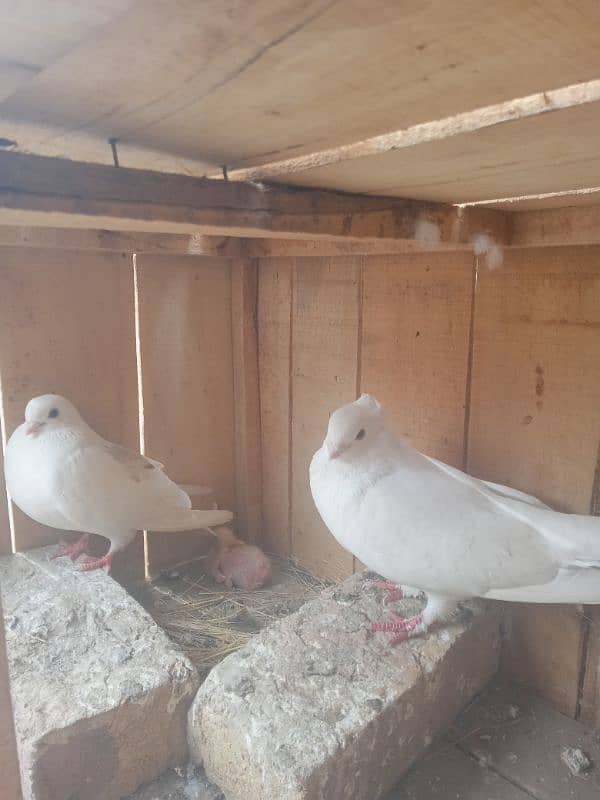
[25,421,45,437]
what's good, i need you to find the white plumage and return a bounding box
[310,394,600,640]
[4,394,233,572]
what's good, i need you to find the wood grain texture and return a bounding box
[0,417,12,556]
[0,151,503,245]
[290,257,361,579]
[257,259,293,558]
[4,1,600,170]
[0,227,243,257]
[468,246,600,716]
[136,254,235,575]
[361,252,474,467]
[231,259,262,543]
[0,592,22,800]
[0,246,142,578]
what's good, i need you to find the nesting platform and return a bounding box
[189,573,501,800]
[0,547,199,800]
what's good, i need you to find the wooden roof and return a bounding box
[2,1,600,209]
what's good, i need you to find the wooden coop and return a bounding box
[3,3,600,799]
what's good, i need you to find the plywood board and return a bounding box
[361,252,474,468]
[290,257,360,579]
[257,259,293,558]
[277,99,600,204]
[468,246,600,716]
[3,1,600,169]
[136,254,235,574]
[0,440,11,557]
[0,246,141,578]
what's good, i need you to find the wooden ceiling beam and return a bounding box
[0,151,510,244]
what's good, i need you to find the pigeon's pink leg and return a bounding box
[365,579,404,604]
[50,533,90,561]
[370,612,425,644]
[80,552,114,573]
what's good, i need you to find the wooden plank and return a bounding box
[290,257,360,579]
[388,743,531,800]
[580,607,600,725]
[257,259,293,558]
[136,254,235,575]
[4,2,600,169]
[0,227,242,257]
[231,260,262,544]
[0,593,22,800]
[449,682,600,800]
[264,94,600,204]
[0,1,133,71]
[233,79,600,182]
[0,246,142,579]
[512,205,600,247]
[361,252,474,467]
[0,151,507,244]
[0,427,12,556]
[468,246,600,716]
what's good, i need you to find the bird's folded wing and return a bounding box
[54,440,193,533]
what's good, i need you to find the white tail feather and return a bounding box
[148,508,232,532]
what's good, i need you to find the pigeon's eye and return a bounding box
[355,428,366,440]
[48,408,59,419]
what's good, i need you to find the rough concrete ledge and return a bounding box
[0,547,200,800]
[189,573,502,800]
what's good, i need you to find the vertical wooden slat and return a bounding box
[361,252,474,467]
[257,258,293,557]
[291,257,360,579]
[136,255,235,575]
[0,426,12,555]
[0,246,142,579]
[231,259,262,543]
[468,246,600,717]
[0,593,21,800]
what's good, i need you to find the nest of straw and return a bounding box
[145,558,331,681]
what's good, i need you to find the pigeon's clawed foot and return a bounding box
[370,612,426,644]
[365,579,404,604]
[51,533,90,562]
[80,553,113,573]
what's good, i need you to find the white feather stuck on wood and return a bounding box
[414,217,441,245]
[472,233,504,271]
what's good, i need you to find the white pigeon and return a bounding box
[4,394,233,572]
[310,394,600,642]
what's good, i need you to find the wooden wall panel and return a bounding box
[361,252,474,468]
[136,254,235,575]
[0,432,12,556]
[290,257,361,579]
[468,246,600,717]
[0,246,142,579]
[257,259,293,558]
[231,259,261,544]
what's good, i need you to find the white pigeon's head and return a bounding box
[323,394,385,460]
[23,394,84,437]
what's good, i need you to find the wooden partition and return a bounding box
[258,251,476,577]
[0,246,243,581]
[257,244,600,722]
[468,246,600,718]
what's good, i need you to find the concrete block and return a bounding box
[0,547,200,800]
[189,573,501,800]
